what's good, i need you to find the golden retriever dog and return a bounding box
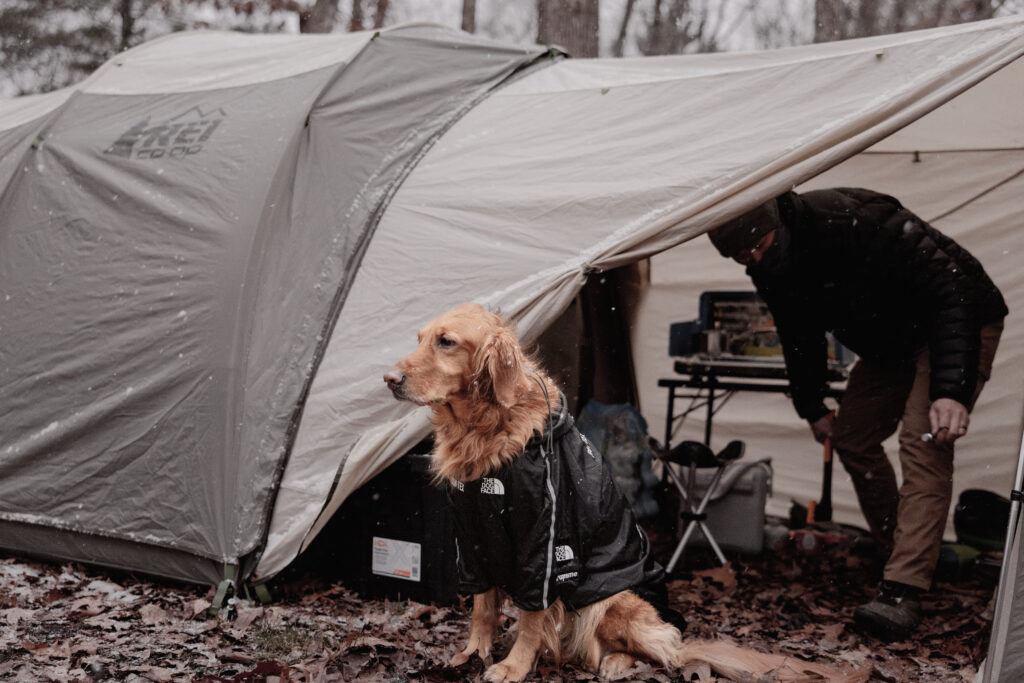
[384,303,865,683]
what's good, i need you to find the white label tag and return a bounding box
[371,536,421,582]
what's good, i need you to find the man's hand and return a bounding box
[809,412,834,444]
[929,398,970,446]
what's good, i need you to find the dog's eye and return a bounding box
[437,336,456,349]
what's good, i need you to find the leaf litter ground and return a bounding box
[0,516,998,682]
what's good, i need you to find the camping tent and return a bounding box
[0,14,1021,619]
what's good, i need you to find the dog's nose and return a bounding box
[383,368,405,388]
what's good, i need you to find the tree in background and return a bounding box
[0,0,342,96]
[1,0,133,95]
[612,0,753,56]
[813,0,1013,42]
[294,0,338,33]
[343,0,389,32]
[537,0,599,57]
[461,0,476,33]
[3,0,1021,96]
[610,0,1020,57]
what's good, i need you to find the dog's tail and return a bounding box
[676,639,871,682]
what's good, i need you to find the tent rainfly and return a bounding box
[1,18,1023,674]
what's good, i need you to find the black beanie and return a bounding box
[708,200,780,258]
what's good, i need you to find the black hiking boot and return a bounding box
[853,580,922,641]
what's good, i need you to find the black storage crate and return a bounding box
[307,447,459,605]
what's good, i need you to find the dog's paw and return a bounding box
[451,634,493,667]
[599,652,638,678]
[451,647,491,667]
[484,660,530,683]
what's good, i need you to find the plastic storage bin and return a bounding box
[314,448,458,605]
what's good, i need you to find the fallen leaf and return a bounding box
[217,649,256,664]
[409,604,435,620]
[69,596,106,617]
[819,622,845,641]
[139,665,177,682]
[2,607,35,627]
[692,563,736,589]
[348,635,394,651]
[140,603,170,625]
[191,598,213,619]
[233,605,264,632]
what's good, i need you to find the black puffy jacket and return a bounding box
[750,188,1007,421]
[446,398,663,612]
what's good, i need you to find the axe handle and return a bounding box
[815,437,834,522]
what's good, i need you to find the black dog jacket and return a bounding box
[446,398,664,612]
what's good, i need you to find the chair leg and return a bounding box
[662,462,695,574]
[696,521,728,565]
[663,462,731,571]
[666,520,696,573]
[688,468,728,566]
[661,460,692,506]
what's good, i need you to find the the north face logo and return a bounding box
[480,478,505,495]
[105,106,225,160]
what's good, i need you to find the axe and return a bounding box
[812,437,834,522]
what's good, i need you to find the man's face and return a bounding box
[731,229,776,266]
[708,199,783,264]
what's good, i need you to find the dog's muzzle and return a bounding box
[384,368,410,401]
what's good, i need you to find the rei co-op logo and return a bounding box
[104,106,225,160]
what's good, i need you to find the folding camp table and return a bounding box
[658,356,848,450]
[658,357,847,522]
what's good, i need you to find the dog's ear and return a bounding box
[472,325,527,408]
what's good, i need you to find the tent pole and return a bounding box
[982,418,1024,683]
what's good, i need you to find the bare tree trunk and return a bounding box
[119,0,134,50]
[462,0,476,33]
[647,0,666,54]
[856,0,880,36]
[636,0,722,55]
[664,0,690,54]
[814,0,845,42]
[536,0,600,57]
[612,0,637,56]
[300,0,339,33]
[814,0,1005,43]
[349,0,363,32]
[373,0,388,28]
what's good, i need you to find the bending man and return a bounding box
[708,188,1006,640]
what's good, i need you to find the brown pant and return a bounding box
[830,322,1003,590]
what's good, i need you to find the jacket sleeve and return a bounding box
[447,486,505,596]
[501,459,559,612]
[757,280,832,421]
[866,196,984,405]
[454,537,493,596]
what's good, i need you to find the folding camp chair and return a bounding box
[658,439,745,572]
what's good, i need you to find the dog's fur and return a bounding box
[385,303,866,682]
